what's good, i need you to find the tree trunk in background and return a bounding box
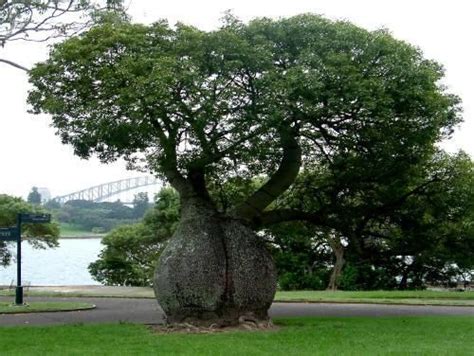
[399,270,409,290]
[154,197,277,326]
[327,238,345,291]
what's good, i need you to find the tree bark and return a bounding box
[154,196,277,326]
[326,237,345,291]
[399,269,409,290]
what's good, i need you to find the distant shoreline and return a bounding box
[58,235,105,240]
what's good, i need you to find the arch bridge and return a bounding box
[52,176,161,204]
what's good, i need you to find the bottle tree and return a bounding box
[28,14,460,326]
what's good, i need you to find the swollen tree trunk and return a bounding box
[326,237,345,291]
[154,197,277,326]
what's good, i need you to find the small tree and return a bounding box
[132,192,149,218]
[0,194,59,266]
[27,186,42,204]
[89,187,179,286]
[28,15,460,325]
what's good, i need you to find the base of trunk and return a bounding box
[150,319,277,334]
[164,309,272,327]
[154,208,277,327]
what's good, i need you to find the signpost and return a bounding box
[0,227,18,241]
[0,213,51,305]
[20,213,52,224]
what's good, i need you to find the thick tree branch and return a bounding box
[193,125,267,168]
[149,117,193,197]
[186,166,213,202]
[367,176,442,218]
[233,126,302,221]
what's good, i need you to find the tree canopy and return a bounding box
[28,14,461,231]
[0,194,59,266]
[269,150,474,289]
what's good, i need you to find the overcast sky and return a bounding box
[0,0,473,199]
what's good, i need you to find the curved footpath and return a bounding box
[1,296,473,327]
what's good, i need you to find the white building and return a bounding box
[36,187,51,203]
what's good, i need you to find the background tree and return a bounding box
[88,153,473,291]
[88,223,161,286]
[89,187,179,286]
[27,186,42,204]
[378,152,474,289]
[266,222,332,290]
[132,192,150,219]
[43,199,61,209]
[0,0,125,71]
[0,194,59,266]
[28,14,461,325]
[51,199,141,233]
[275,150,474,290]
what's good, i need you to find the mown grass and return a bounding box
[0,287,155,299]
[59,223,100,237]
[2,287,472,306]
[277,290,474,299]
[0,317,472,355]
[275,290,474,306]
[0,302,95,314]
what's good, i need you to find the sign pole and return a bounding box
[15,214,23,305]
[0,213,50,305]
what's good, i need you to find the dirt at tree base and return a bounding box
[148,319,279,334]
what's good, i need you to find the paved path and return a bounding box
[1,297,473,326]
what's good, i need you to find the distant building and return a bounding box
[37,187,51,203]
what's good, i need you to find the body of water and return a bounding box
[0,238,103,286]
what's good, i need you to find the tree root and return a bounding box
[149,317,277,334]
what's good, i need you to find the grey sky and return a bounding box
[0,0,472,199]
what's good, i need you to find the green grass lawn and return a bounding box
[2,287,472,306]
[275,290,474,306]
[59,223,101,237]
[0,317,472,355]
[0,302,95,314]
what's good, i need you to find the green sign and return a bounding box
[0,227,19,241]
[20,213,51,223]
